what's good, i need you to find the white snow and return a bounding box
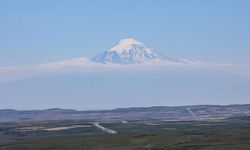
[109,38,150,53]
[93,38,165,64]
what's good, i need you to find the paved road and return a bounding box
[186,108,197,117]
[93,122,117,134]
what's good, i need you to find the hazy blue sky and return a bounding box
[1,0,250,66]
[0,0,250,110]
[1,68,250,110]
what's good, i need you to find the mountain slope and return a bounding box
[92,38,180,64]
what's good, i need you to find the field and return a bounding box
[0,117,250,150]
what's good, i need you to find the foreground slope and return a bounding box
[1,118,250,150]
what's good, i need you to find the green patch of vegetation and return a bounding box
[0,118,250,150]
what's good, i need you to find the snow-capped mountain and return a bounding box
[92,38,180,64]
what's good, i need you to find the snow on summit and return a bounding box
[109,38,150,53]
[92,38,179,64]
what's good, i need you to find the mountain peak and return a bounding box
[92,38,179,64]
[109,38,147,53]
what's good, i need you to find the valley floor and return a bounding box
[0,118,250,150]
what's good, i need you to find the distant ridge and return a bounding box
[1,104,250,122]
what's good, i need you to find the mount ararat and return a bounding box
[92,38,183,64]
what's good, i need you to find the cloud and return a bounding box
[0,58,250,84]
